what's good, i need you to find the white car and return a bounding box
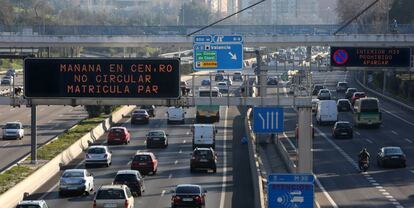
[59,169,94,196]
[216,82,229,93]
[2,122,24,140]
[167,106,186,124]
[223,78,233,86]
[93,185,134,208]
[85,145,112,167]
[16,200,49,208]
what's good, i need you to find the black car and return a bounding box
[140,105,155,117]
[337,99,352,112]
[267,77,278,85]
[214,73,224,81]
[113,170,145,197]
[345,88,357,100]
[146,130,168,148]
[312,84,324,96]
[377,147,406,168]
[131,109,150,124]
[332,121,353,139]
[190,148,217,173]
[171,184,207,208]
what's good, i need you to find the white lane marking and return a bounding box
[183,140,186,144]
[315,176,339,208]
[161,190,166,197]
[405,139,413,144]
[168,174,173,179]
[409,170,414,174]
[382,108,414,127]
[375,186,384,189]
[365,139,373,144]
[355,131,361,136]
[39,160,84,199]
[315,127,403,207]
[47,120,52,123]
[127,161,131,166]
[186,131,190,135]
[391,130,398,135]
[58,114,64,117]
[174,160,178,165]
[2,142,10,147]
[219,107,228,208]
[179,149,182,154]
[282,132,296,150]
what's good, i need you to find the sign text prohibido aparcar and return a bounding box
[24,58,180,99]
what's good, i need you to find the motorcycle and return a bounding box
[359,158,369,172]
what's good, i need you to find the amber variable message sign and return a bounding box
[24,58,180,98]
[330,47,411,68]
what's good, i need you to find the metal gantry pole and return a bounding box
[383,70,387,94]
[31,105,37,164]
[297,106,312,173]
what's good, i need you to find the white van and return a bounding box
[167,106,186,124]
[316,100,338,125]
[191,124,217,150]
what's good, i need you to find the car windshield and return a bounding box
[4,123,20,129]
[133,110,147,115]
[62,171,84,178]
[88,148,105,154]
[148,131,164,137]
[202,80,210,84]
[339,100,349,105]
[199,91,219,97]
[114,174,137,182]
[176,186,201,194]
[384,148,403,155]
[339,83,347,87]
[134,155,151,161]
[96,189,125,199]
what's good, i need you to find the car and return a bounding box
[131,109,150,124]
[2,122,24,140]
[167,106,186,124]
[345,88,357,100]
[332,121,353,139]
[85,145,112,167]
[58,169,94,196]
[140,105,155,117]
[171,184,207,208]
[267,77,278,85]
[336,81,349,92]
[16,200,49,208]
[317,89,331,100]
[377,146,406,168]
[93,185,134,208]
[216,82,229,93]
[337,99,352,112]
[107,127,131,145]
[181,81,191,96]
[146,130,168,148]
[200,79,211,86]
[294,86,308,97]
[312,99,319,113]
[223,78,233,86]
[190,147,217,173]
[6,69,16,77]
[1,76,13,85]
[113,170,145,197]
[351,92,366,105]
[214,73,224,81]
[130,151,158,175]
[312,84,324,96]
[232,72,243,81]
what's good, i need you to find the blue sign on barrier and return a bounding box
[268,173,314,208]
[193,35,243,71]
[253,107,284,133]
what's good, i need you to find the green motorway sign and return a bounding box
[196,51,217,61]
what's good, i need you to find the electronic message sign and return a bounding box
[24,58,180,99]
[330,47,411,68]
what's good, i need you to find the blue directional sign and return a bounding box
[253,107,284,133]
[193,35,243,71]
[268,173,314,208]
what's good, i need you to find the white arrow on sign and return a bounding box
[258,112,279,130]
[228,52,237,60]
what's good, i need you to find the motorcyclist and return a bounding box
[358,148,370,168]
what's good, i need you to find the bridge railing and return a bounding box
[1,24,413,36]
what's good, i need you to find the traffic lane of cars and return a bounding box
[35,106,233,208]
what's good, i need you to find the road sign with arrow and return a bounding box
[193,35,243,71]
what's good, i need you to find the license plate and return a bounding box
[340,132,348,135]
[200,159,208,162]
[104,203,117,208]
[67,186,78,190]
[139,163,146,165]
[182,198,193,202]
[391,156,399,159]
[152,138,160,140]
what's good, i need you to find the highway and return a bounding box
[307,71,414,208]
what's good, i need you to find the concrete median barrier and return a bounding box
[0,105,135,208]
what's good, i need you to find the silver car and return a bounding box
[93,185,134,208]
[59,169,94,196]
[85,145,112,167]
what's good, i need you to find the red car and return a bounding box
[130,152,158,175]
[107,127,131,145]
[351,92,366,105]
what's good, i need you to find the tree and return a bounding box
[179,1,211,26]
[0,0,14,25]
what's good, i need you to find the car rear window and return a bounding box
[133,110,147,115]
[339,83,348,87]
[88,148,105,154]
[384,148,403,155]
[133,155,151,161]
[114,174,137,182]
[336,123,350,128]
[96,189,125,199]
[148,131,164,137]
[62,171,83,178]
[110,128,124,133]
[194,150,213,158]
[176,186,201,194]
